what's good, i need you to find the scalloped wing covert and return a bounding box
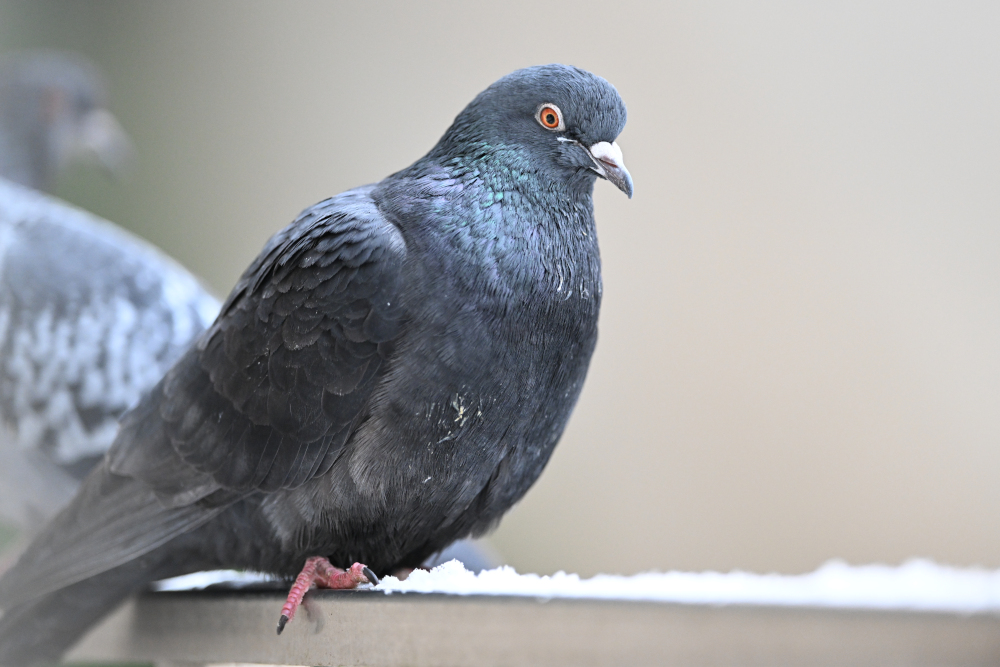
[111,186,407,499]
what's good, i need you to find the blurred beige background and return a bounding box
[1,0,998,576]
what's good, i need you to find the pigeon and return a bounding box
[0,63,631,665]
[0,49,493,573]
[0,52,218,539]
[0,51,133,192]
[0,178,221,534]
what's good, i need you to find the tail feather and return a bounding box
[0,466,221,609]
[0,536,214,666]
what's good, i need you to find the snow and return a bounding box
[153,558,1000,614]
[154,570,279,591]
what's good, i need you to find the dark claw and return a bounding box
[362,566,380,586]
[276,614,289,635]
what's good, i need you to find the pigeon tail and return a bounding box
[0,536,210,667]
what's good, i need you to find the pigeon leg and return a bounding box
[277,556,379,634]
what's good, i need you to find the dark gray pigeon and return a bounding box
[0,63,631,665]
[0,51,133,192]
[0,50,494,574]
[0,178,221,534]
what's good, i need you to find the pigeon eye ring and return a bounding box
[535,103,565,131]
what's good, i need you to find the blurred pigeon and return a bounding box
[0,51,216,536]
[0,63,631,665]
[0,178,220,532]
[0,51,133,192]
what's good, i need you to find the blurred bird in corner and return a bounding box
[0,51,220,550]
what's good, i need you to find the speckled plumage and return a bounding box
[0,178,220,529]
[0,53,207,532]
[0,64,630,665]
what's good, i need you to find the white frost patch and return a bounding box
[378,559,1000,613]
[154,570,278,591]
[152,559,1000,614]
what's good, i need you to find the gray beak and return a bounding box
[75,108,135,177]
[588,141,633,198]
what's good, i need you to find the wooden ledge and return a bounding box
[68,589,1000,667]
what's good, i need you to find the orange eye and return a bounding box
[536,103,564,131]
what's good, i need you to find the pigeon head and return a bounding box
[434,64,632,198]
[0,51,133,191]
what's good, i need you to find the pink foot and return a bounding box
[277,556,378,634]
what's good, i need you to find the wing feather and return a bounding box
[0,466,224,609]
[4,186,407,602]
[111,185,407,498]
